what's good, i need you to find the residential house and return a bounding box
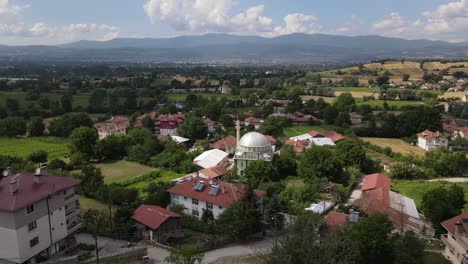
[289,130,344,146]
[284,139,310,154]
[463,94,468,103]
[193,149,229,169]
[209,136,237,154]
[203,117,215,132]
[95,115,130,140]
[443,119,468,139]
[324,210,360,232]
[176,166,228,182]
[132,205,183,244]
[167,177,265,220]
[219,81,231,94]
[349,112,363,125]
[155,113,184,136]
[244,117,262,129]
[0,170,81,264]
[135,112,157,127]
[353,173,434,237]
[417,130,448,151]
[440,212,468,264]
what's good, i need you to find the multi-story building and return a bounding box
[155,113,184,136]
[0,170,80,264]
[417,130,448,151]
[441,212,468,264]
[95,115,130,140]
[167,176,265,220]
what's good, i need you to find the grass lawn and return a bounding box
[0,137,69,160]
[354,98,425,108]
[423,252,449,264]
[79,197,120,215]
[334,87,379,93]
[127,169,183,195]
[167,93,236,101]
[360,137,426,157]
[93,160,157,184]
[392,180,468,212]
[282,125,329,140]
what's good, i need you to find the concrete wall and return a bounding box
[44,247,148,264]
[171,194,226,220]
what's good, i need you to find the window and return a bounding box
[30,237,39,248]
[192,199,199,205]
[206,203,213,210]
[183,196,187,200]
[28,221,37,231]
[26,204,35,215]
[218,206,223,210]
[192,210,199,217]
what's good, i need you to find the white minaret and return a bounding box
[236,117,241,144]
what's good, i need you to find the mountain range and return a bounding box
[1,33,467,64]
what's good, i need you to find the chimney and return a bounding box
[9,180,18,194]
[221,186,225,194]
[34,168,42,184]
[455,221,466,236]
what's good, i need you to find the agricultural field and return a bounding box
[360,137,426,157]
[392,180,468,212]
[92,160,157,184]
[334,87,380,93]
[0,90,90,110]
[438,92,467,99]
[422,252,449,264]
[127,169,183,195]
[354,98,425,108]
[301,95,335,103]
[167,92,236,101]
[0,137,69,160]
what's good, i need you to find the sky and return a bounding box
[0,0,467,45]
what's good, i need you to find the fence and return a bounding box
[45,247,147,264]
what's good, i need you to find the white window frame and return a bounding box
[28,221,37,232]
[29,237,39,248]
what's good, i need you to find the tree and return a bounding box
[421,186,465,234]
[219,114,234,128]
[141,115,154,130]
[48,113,93,137]
[298,147,344,181]
[6,98,19,112]
[217,187,260,240]
[334,93,355,113]
[88,89,107,113]
[323,105,339,125]
[402,74,410,82]
[95,135,128,160]
[335,112,351,128]
[347,214,395,264]
[70,127,98,161]
[259,116,290,138]
[423,148,468,177]
[77,165,104,198]
[28,150,48,165]
[179,116,207,140]
[61,93,73,112]
[48,158,68,171]
[336,140,366,168]
[0,116,27,137]
[393,231,425,264]
[243,160,280,188]
[376,75,390,86]
[28,117,45,137]
[165,245,204,264]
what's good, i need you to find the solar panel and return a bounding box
[194,182,205,191]
[208,186,219,196]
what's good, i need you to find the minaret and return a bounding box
[236,118,241,144]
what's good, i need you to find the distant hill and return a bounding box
[1,33,468,64]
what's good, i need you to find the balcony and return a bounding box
[65,194,79,203]
[65,207,80,218]
[67,221,81,234]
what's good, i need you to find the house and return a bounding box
[323,131,346,143]
[289,130,343,145]
[284,139,310,154]
[290,112,319,124]
[353,173,434,237]
[440,212,468,264]
[219,81,231,94]
[209,135,237,154]
[324,210,360,232]
[132,205,183,243]
[0,169,81,264]
[167,176,265,220]
[244,117,262,129]
[417,130,448,151]
[463,94,468,103]
[193,149,229,169]
[176,166,228,182]
[443,119,468,139]
[203,117,215,132]
[135,111,157,127]
[349,112,363,125]
[155,113,184,136]
[95,115,130,140]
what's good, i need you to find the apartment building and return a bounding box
[441,212,468,264]
[0,170,80,264]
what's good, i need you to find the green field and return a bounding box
[392,180,468,212]
[423,252,449,264]
[334,87,380,93]
[91,160,157,184]
[0,137,69,160]
[360,137,426,157]
[282,125,328,139]
[354,98,425,108]
[127,169,183,195]
[0,91,90,110]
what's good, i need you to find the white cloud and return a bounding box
[143,0,273,33]
[269,13,321,36]
[372,0,468,41]
[0,0,120,45]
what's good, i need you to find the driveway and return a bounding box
[146,237,274,264]
[428,177,468,183]
[76,233,130,255]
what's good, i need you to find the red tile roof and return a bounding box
[132,205,181,230]
[308,130,324,137]
[209,135,237,150]
[441,212,468,235]
[325,211,348,230]
[324,131,346,142]
[107,115,129,124]
[0,173,80,212]
[182,166,228,180]
[285,139,310,153]
[167,177,265,208]
[361,173,391,192]
[417,130,446,140]
[265,135,277,144]
[244,117,262,125]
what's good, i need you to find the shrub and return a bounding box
[78,252,93,262]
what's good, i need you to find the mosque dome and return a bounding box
[238,132,271,148]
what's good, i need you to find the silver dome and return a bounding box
[238,132,271,148]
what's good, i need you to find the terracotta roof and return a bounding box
[362,173,391,192]
[324,131,346,142]
[308,130,324,137]
[209,135,237,150]
[441,212,468,235]
[131,205,181,230]
[417,130,446,140]
[349,112,363,119]
[107,115,129,123]
[0,173,80,212]
[325,211,348,229]
[181,166,228,180]
[244,117,262,125]
[167,177,265,208]
[265,135,277,144]
[285,139,310,153]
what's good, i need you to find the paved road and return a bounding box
[428,177,468,183]
[146,237,274,264]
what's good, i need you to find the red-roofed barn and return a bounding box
[132,205,183,243]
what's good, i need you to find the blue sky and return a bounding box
[1,0,467,44]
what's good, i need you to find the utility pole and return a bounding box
[108,188,113,235]
[94,234,100,264]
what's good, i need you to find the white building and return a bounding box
[441,212,468,264]
[0,170,80,264]
[193,149,229,169]
[417,130,448,151]
[167,177,265,220]
[234,132,275,176]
